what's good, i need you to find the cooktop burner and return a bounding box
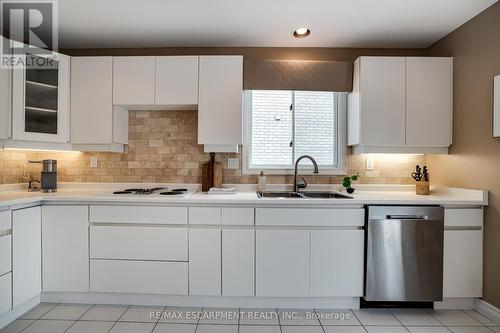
[159,191,185,195]
[112,187,166,195]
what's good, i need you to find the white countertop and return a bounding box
[0,183,488,208]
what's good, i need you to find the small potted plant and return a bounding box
[343,174,360,194]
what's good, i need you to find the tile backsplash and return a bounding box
[0,110,425,185]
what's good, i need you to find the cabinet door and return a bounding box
[256,230,309,297]
[406,57,453,146]
[198,56,243,145]
[0,37,11,140]
[113,56,155,105]
[222,229,254,296]
[310,230,364,297]
[443,230,482,298]
[359,57,406,146]
[12,50,70,142]
[71,57,114,144]
[0,273,12,315]
[42,206,89,292]
[12,206,41,307]
[189,228,221,295]
[156,56,198,105]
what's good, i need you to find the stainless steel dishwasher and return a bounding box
[365,206,444,302]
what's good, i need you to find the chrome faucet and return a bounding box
[293,155,319,193]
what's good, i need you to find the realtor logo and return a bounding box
[0,0,58,69]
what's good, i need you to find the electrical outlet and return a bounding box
[366,156,374,170]
[227,157,239,169]
[90,156,98,168]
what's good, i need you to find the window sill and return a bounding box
[241,168,347,176]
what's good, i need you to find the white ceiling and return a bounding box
[58,0,497,49]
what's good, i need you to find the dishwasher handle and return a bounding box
[385,214,428,220]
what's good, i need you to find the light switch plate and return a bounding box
[366,156,374,170]
[227,157,239,169]
[90,156,98,168]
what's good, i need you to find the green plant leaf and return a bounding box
[343,176,350,182]
[351,175,359,181]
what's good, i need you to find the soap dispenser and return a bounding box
[257,171,267,191]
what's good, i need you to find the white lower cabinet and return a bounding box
[443,230,483,298]
[42,206,89,292]
[0,234,11,276]
[12,206,41,307]
[189,229,221,295]
[256,230,310,297]
[91,226,188,261]
[222,229,254,296]
[90,260,188,295]
[310,230,364,297]
[0,273,12,315]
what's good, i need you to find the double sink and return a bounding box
[257,191,353,199]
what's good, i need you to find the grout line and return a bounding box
[237,307,240,333]
[150,305,166,333]
[62,304,95,332]
[276,308,283,333]
[460,309,487,327]
[425,309,459,333]
[106,304,131,333]
[387,308,411,333]
[313,309,326,333]
[193,306,203,333]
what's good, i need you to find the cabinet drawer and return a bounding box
[0,211,11,232]
[0,235,12,276]
[91,226,187,261]
[90,260,188,295]
[222,208,254,226]
[189,207,221,225]
[0,272,12,315]
[90,205,187,224]
[444,208,483,227]
[256,208,364,227]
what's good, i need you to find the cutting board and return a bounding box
[202,153,222,192]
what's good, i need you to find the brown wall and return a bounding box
[427,2,500,307]
[62,46,426,60]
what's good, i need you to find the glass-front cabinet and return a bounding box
[12,49,70,142]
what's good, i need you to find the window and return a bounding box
[243,90,346,174]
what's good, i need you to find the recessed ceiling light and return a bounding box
[293,27,310,38]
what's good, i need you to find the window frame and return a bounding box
[242,90,347,175]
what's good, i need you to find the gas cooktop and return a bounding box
[98,187,195,198]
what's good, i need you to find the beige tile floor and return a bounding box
[1,304,499,333]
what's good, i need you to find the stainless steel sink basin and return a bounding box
[300,191,353,199]
[256,191,353,199]
[256,191,305,198]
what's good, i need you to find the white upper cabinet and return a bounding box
[348,56,453,154]
[12,48,70,143]
[155,56,198,106]
[0,37,11,140]
[348,57,406,147]
[406,57,453,146]
[71,57,128,152]
[113,56,156,106]
[198,55,243,147]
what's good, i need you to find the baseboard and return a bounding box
[0,295,40,330]
[434,298,476,310]
[41,292,360,309]
[475,299,500,325]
